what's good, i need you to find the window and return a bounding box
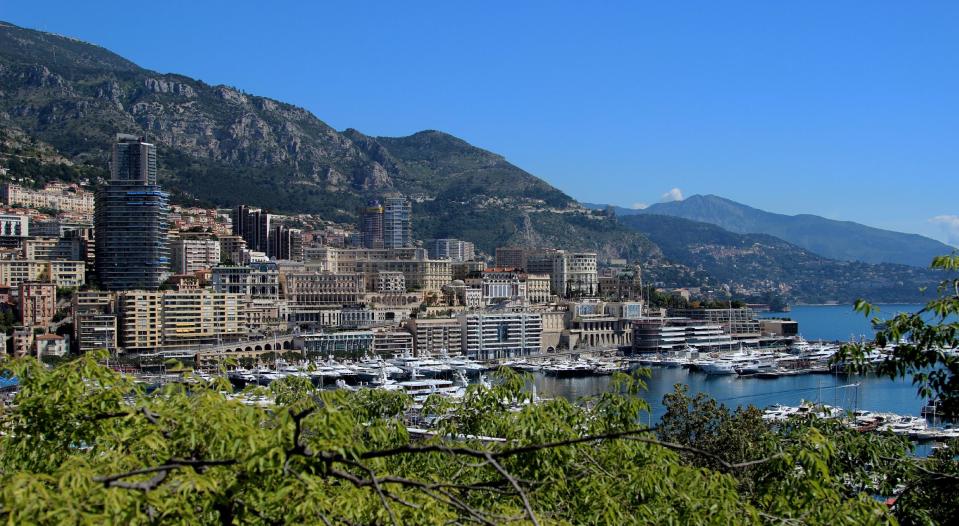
[496,323,509,342]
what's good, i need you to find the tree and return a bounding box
[832,253,959,523]
[835,254,959,415]
[0,355,896,524]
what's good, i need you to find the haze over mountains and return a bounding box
[619,214,937,304]
[0,21,942,302]
[588,195,953,268]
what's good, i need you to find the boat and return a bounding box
[543,360,594,377]
[698,360,737,375]
[762,401,844,421]
[736,360,779,376]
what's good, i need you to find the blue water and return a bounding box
[532,304,946,432]
[533,368,926,423]
[761,304,923,342]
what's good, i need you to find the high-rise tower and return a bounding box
[359,199,384,249]
[383,195,412,249]
[94,134,170,290]
[232,205,271,253]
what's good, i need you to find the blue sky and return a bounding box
[3,1,958,245]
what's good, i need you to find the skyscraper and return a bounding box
[95,134,170,290]
[383,195,412,249]
[232,205,271,253]
[270,224,303,260]
[359,200,384,249]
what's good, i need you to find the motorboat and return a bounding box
[698,360,737,375]
[736,360,779,375]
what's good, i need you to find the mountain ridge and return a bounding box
[620,214,938,304]
[0,21,941,302]
[0,20,656,259]
[585,194,952,267]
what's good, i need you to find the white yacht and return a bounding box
[698,361,737,375]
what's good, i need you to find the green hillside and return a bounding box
[0,21,651,258]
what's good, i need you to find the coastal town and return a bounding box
[0,134,799,367]
[1,8,958,523]
[1,135,956,444]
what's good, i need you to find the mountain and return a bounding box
[620,214,938,303]
[0,21,655,259]
[613,195,951,268]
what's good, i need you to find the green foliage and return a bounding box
[892,442,959,526]
[0,22,656,260]
[0,355,904,525]
[0,309,17,335]
[660,385,918,524]
[836,253,959,415]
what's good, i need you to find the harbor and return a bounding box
[123,335,959,446]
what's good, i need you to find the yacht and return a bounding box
[736,360,779,376]
[227,368,257,384]
[395,378,461,399]
[698,361,737,375]
[543,360,593,377]
[879,416,928,436]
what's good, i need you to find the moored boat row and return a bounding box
[761,402,959,441]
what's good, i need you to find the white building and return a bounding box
[0,214,29,237]
[478,270,527,306]
[552,251,598,298]
[212,262,280,300]
[0,259,85,288]
[375,271,406,293]
[426,238,475,262]
[461,312,542,360]
[171,237,221,274]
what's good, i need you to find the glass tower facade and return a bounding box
[94,135,170,290]
[360,199,384,248]
[383,195,412,249]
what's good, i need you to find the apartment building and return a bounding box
[117,292,164,350]
[1,183,95,215]
[551,251,598,298]
[0,214,29,238]
[371,328,414,356]
[171,235,221,273]
[426,238,475,262]
[494,247,527,270]
[72,291,118,354]
[526,274,552,304]
[382,195,412,249]
[117,290,250,351]
[461,312,542,360]
[18,281,56,327]
[0,259,85,288]
[407,317,463,356]
[22,236,85,261]
[160,290,249,348]
[218,235,247,265]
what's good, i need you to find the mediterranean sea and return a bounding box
[531,304,945,428]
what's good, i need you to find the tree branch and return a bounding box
[95,458,236,488]
[483,452,540,526]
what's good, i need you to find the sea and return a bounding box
[530,304,942,425]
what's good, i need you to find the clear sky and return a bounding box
[3,1,958,245]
